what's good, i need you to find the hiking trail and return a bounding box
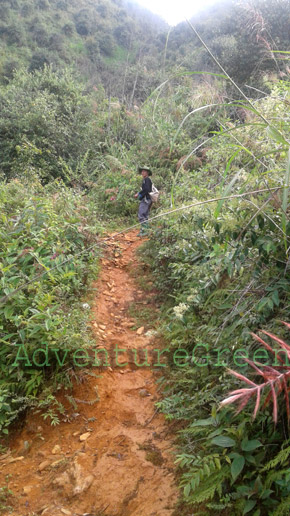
[0,230,178,516]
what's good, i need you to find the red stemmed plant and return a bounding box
[221,322,290,424]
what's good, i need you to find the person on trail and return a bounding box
[134,166,152,236]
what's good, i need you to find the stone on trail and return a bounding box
[139,389,151,397]
[79,432,91,442]
[23,485,33,495]
[38,460,51,472]
[53,460,94,498]
[52,444,61,454]
[136,326,145,335]
[51,459,63,467]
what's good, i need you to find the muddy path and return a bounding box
[0,230,178,516]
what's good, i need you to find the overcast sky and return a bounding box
[135,0,216,25]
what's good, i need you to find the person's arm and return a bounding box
[138,178,152,199]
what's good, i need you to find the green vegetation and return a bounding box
[0,0,289,104]
[166,0,290,87]
[0,0,166,101]
[0,476,13,513]
[0,66,100,181]
[0,66,108,431]
[140,78,290,514]
[0,179,103,432]
[0,0,290,514]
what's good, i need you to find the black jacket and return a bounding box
[139,177,152,201]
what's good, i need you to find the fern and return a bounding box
[187,468,230,505]
[264,469,290,490]
[180,453,222,495]
[262,444,290,472]
[271,495,290,516]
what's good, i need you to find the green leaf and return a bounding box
[272,290,280,307]
[184,483,191,497]
[214,150,245,218]
[243,500,257,514]
[237,485,252,496]
[261,489,274,499]
[272,50,290,54]
[266,125,288,146]
[282,148,290,253]
[190,417,215,427]
[211,435,236,447]
[214,457,221,470]
[241,439,262,451]
[245,453,256,465]
[171,102,234,152]
[257,298,269,312]
[231,455,245,481]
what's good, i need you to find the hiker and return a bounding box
[134,166,152,236]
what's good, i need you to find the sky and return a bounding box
[135,0,216,25]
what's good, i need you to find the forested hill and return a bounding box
[1,0,290,103]
[167,0,290,85]
[0,0,167,100]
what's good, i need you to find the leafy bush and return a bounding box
[171,327,290,515]
[91,166,140,217]
[146,206,290,514]
[0,66,101,182]
[175,407,290,515]
[141,79,290,515]
[0,179,102,433]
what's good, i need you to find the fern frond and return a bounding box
[264,468,290,490]
[186,468,230,504]
[262,444,290,472]
[271,495,290,516]
[181,453,222,493]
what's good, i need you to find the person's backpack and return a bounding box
[149,184,159,203]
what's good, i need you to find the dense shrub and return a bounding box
[0,66,102,182]
[140,80,290,515]
[0,180,103,433]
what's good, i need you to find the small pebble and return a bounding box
[139,389,151,398]
[79,432,91,442]
[52,444,61,455]
[23,485,33,495]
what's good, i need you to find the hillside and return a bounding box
[0,0,290,515]
[1,0,290,103]
[0,0,167,101]
[167,0,290,86]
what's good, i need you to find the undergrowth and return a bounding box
[0,42,290,516]
[141,78,290,515]
[0,179,103,433]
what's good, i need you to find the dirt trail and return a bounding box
[0,230,178,516]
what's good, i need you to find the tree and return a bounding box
[0,66,101,182]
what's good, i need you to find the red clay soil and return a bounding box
[0,230,178,516]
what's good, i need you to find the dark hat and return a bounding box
[138,166,152,176]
